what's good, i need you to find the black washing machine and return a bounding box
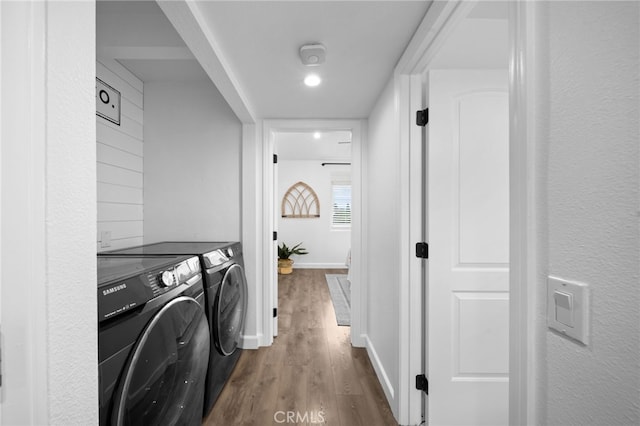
[98,255,210,426]
[100,241,248,417]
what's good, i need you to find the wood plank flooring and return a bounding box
[203,268,398,426]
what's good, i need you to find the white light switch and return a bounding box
[547,276,590,345]
[554,291,573,326]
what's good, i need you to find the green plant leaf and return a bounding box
[277,242,308,259]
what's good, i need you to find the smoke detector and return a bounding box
[299,43,326,66]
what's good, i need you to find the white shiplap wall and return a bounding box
[96,58,144,251]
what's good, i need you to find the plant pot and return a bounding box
[278,258,294,275]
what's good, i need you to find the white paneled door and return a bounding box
[426,70,509,425]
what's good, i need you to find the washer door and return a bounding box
[214,263,248,356]
[113,296,210,426]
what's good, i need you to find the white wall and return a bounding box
[143,80,242,242]
[46,3,98,421]
[535,2,640,424]
[1,1,97,424]
[242,122,262,349]
[365,78,401,416]
[278,160,350,268]
[96,59,144,251]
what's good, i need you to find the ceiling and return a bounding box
[97,0,211,81]
[276,131,352,161]
[195,1,430,119]
[97,0,431,120]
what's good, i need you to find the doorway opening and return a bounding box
[275,130,352,333]
[402,1,511,424]
[261,119,365,348]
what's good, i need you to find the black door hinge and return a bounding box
[273,154,278,164]
[416,242,429,259]
[416,374,428,394]
[273,308,278,318]
[416,108,429,127]
[273,231,278,241]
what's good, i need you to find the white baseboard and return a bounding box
[364,335,395,403]
[293,263,348,269]
[239,334,260,349]
[351,332,366,348]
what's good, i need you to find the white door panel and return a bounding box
[427,69,509,426]
[456,92,509,266]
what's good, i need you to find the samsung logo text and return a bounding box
[103,283,127,296]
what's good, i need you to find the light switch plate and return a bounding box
[547,276,589,345]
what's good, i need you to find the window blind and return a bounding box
[331,183,351,227]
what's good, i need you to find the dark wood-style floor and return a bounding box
[203,268,398,425]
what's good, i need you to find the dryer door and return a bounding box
[214,264,248,356]
[112,296,210,426]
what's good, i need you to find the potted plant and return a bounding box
[277,242,308,274]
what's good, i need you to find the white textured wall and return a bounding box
[45,1,98,423]
[365,78,400,416]
[144,80,242,242]
[278,160,351,268]
[241,123,261,348]
[538,2,640,424]
[96,59,144,251]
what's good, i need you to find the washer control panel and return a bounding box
[159,270,176,287]
[147,269,177,296]
[98,256,201,323]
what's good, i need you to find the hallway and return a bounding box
[204,269,397,425]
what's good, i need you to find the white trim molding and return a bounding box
[395,0,475,76]
[394,72,424,426]
[508,1,540,425]
[365,335,395,405]
[0,2,49,422]
[292,263,349,269]
[239,334,261,350]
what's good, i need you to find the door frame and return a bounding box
[261,119,366,348]
[394,0,539,424]
[0,1,49,423]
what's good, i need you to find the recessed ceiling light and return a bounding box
[313,132,321,139]
[304,74,321,87]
